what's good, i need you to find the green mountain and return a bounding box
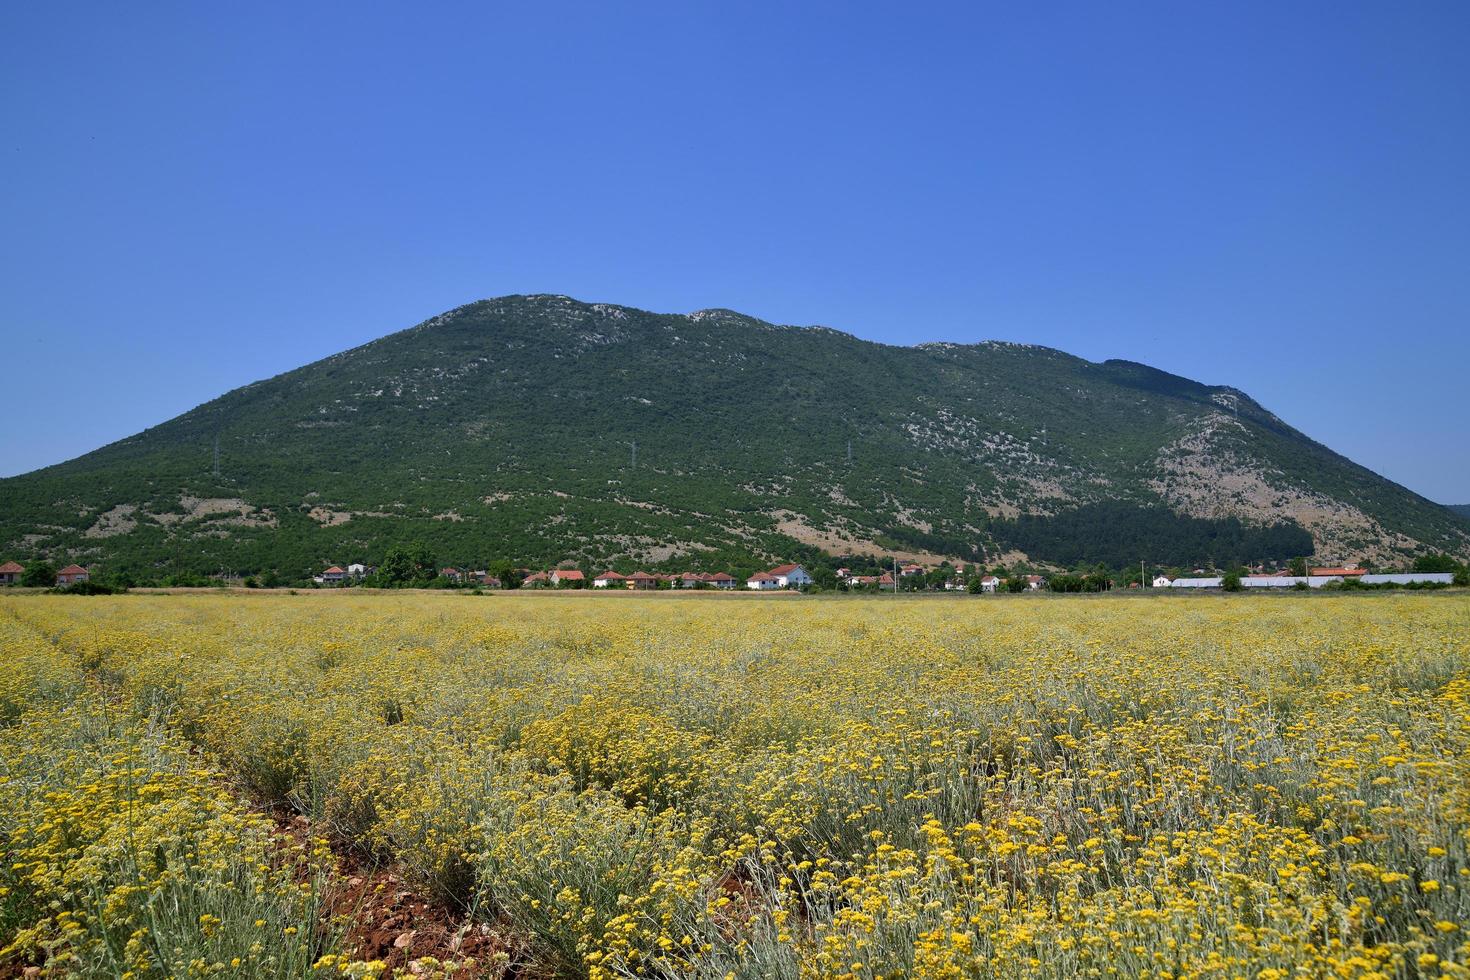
[1449,504,1470,521]
[3,294,1466,579]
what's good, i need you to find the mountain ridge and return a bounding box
[2,294,1466,578]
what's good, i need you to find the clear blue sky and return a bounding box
[3,2,1467,501]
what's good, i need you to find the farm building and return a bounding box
[1360,573,1455,586]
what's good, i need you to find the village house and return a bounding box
[440,567,463,583]
[1152,575,1173,588]
[707,572,737,589]
[979,574,1001,593]
[626,571,658,591]
[521,571,550,587]
[675,572,704,588]
[56,564,90,586]
[1025,574,1046,591]
[746,571,780,590]
[0,561,22,586]
[592,570,624,588]
[347,562,371,578]
[319,565,347,585]
[766,563,813,588]
[900,563,924,578]
[551,568,585,586]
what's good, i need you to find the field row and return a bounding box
[2,593,1468,978]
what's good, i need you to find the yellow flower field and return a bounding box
[2,591,1468,978]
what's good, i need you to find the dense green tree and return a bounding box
[488,559,522,589]
[20,561,56,587]
[1221,569,1243,592]
[378,546,416,586]
[409,542,437,579]
[1413,553,1462,573]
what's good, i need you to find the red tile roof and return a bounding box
[554,569,585,580]
[0,561,23,574]
[594,570,624,580]
[1311,567,1365,576]
[58,564,89,575]
[626,571,656,581]
[323,566,345,574]
[709,572,735,581]
[767,563,804,576]
[748,572,776,581]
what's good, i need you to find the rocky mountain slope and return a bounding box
[3,295,1465,577]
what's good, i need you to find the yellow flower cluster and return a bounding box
[0,703,335,977]
[2,591,1467,978]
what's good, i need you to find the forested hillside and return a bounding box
[2,295,1466,578]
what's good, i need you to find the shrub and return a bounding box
[19,561,56,588]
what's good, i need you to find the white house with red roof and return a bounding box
[592,570,624,588]
[0,561,23,586]
[707,572,737,589]
[765,563,812,588]
[551,568,585,586]
[319,565,347,584]
[746,571,780,590]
